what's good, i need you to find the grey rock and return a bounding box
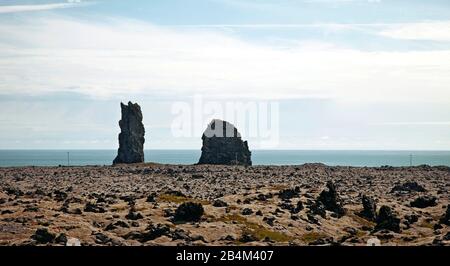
[31,228,55,244]
[241,208,253,215]
[410,196,438,208]
[391,181,426,193]
[173,202,204,223]
[439,205,450,225]
[375,206,401,233]
[359,195,377,221]
[198,119,251,166]
[113,102,145,164]
[317,181,346,217]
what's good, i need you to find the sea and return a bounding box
[0,150,449,167]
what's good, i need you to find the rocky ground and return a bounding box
[0,163,449,246]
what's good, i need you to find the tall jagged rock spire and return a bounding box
[198,119,252,166]
[113,102,145,165]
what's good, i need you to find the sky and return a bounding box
[0,0,450,150]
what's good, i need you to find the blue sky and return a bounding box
[0,0,450,150]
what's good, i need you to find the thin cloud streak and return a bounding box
[0,1,91,14]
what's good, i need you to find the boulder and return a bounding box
[84,202,106,213]
[113,102,145,164]
[31,228,56,244]
[309,201,326,218]
[241,208,253,215]
[391,181,426,193]
[317,181,346,217]
[375,206,401,233]
[359,195,377,221]
[410,196,438,208]
[198,119,251,166]
[212,199,228,207]
[439,205,450,225]
[278,188,300,200]
[173,202,204,222]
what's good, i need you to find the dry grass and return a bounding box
[349,213,376,228]
[419,221,434,230]
[217,213,293,243]
[157,193,209,205]
[300,232,328,243]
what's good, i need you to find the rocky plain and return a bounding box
[0,163,449,246]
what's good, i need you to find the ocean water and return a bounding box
[0,150,449,167]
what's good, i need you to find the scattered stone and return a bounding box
[125,209,144,220]
[105,220,130,231]
[173,202,204,222]
[212,199,228,207]
[307,213,320,225]
[221,235,235,241]
[31,228,56,244]
[410,196,438,208]
[440,205,450,225]
[434,223,443,230]
[55,233,67,245]
[241,208,253,215]
[94,232,112,244]
[146,193,157,203]
[374,206,401,233]
[309,201,326,218]
[23,205,39,212]
[1,210,14,215]
[113,102,145,164]
[84,202,106,213]
[443,232,450,241]
[163,208,174,217]
[197,119,252,166]
[125,224,170,242]
[171,228,190,241]
[391,181,426,193]
[317,181,346,217]
[53,190,68,202]
[239,233,258,243]
[366,237,381,246]
[359,195,377,221]
[66,237,81,246]
[263,216,275,226]
[404,214,419,225]
[278,188,300,200]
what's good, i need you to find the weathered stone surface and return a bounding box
[113,102,145,165]
[198,119,251,166]
[440,205,450,225]
[317,181,346,217]
[173,202,204,222]
[391,181,426,193]
[31,228,55,244]
[359,195,377,221]
[375,206,401,233]
[410,196,438,208]
[278,187,300,200]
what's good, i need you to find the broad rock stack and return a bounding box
[198,119,252,166]
[113,102,145,165]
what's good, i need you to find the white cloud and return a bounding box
[371,121,450,126]
[379,21,450,42]
[0,1,89,14]
[1,16,450,103]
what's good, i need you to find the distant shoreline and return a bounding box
[1,150,449,168]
